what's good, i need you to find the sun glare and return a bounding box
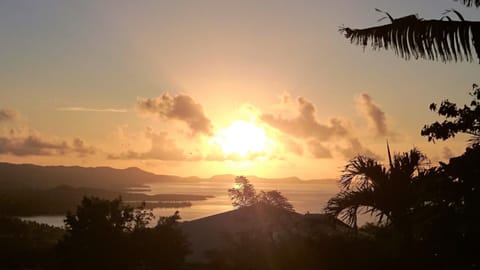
[214,120,271,158]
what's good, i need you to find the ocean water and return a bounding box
[21,180,346,227]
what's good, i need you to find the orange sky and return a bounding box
[0,0,477,179]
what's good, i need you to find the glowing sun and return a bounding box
[214,120,271,157]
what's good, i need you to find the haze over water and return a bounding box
[23,179,340,227]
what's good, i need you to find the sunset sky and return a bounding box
[0,0,478,179]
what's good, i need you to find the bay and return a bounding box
[22,179,349,227]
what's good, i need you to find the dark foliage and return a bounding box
[228,176,294,211]
[340,1,480,63]
[418,87,480,267]
[205,228,400,270]
[421,84,480,144]
[257,190,295,212]
[324,87,480,268]
[324,147,432,229]
[228,176,258,208]
[325,146,480,268]
[56,196,190,270]
[0,216,64,269]
[455,0,480,7]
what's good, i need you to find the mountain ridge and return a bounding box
[0,162,336,190]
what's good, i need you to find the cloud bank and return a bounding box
[261,97,348,140]
[57,107,127,113]
[261,95,379,160]
[109,128,198,161]
[356,93,388,137]
[0,109,18,122]
[137,93,213,136]
[261,96,350,158]
[0,109,95,157]
[0,135,95,157]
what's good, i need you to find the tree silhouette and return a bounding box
[257,190,294,212]
[228,176,258,208]
[126,211,190,270]
[340,1,480,63]
[457,0,480,7]
[228,176,294,211]
[325,147,433,230]
[56,197,133,269]
[323,87,480,267]
[0,216,64,269]
[419,89,480,267]
[421,84,480,144]
[56,196,189,270]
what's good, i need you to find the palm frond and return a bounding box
[387,140,393,169]
[391,148,428,177]
[340,14,480,63]
[455,0,480,7]
[340,155,386,190]
[324,189,378,228]
[468,134,480,146]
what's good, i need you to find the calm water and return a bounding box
[22,180,346,227]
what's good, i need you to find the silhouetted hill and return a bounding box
[180,203,350,262]
[0,162,193,190]
[0,162,335,190]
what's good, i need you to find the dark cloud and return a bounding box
[337,138,381,160]
[71,138,96,156]
[0,109,95,157]
[0,109,18,122]
[356,93,388,136]
[137,93,213,136]
[109,130,197,161]
[307,139,332,158]
[0,135,95,157]
[261,96,348,140]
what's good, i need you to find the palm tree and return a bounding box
[460,0,480,7]
[340,0,480,63]
[325,146,432,230]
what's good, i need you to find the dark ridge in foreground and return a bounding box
[180,203,350,262]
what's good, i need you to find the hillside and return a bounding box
[0,162,335,190]
[0,162,194,190]
[180,203,350,262]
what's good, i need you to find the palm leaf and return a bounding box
[340,155,386,190]
[340,14,480,63]
[455,0,480,7]
[324,188,378,228]
[391,148,427,178]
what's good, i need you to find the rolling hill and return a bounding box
[0,162,336,191]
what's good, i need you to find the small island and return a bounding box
[0,185,213,216]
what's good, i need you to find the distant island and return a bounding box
[0,162,336,217]
[0,185,213,216]
[0,162,334,191]
[0,162,215,216]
